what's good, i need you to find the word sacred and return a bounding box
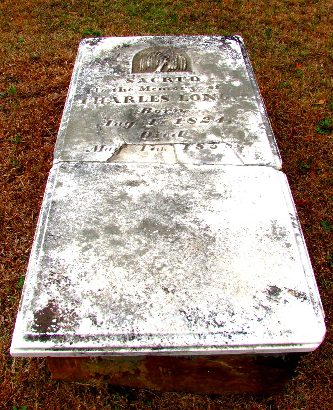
[125,75,200,83]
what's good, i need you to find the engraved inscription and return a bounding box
[140,143,220,152]
[99,112,225,143]
[140,130,188,141]
[87,93,218,105]
[104,120,136,129]
[174,116,224,125]
[85,142,224,154]
[84,142,244,165]
[132,47,192,73]
[76,74,223,108]
[53,37,283,168]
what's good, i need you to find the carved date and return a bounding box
[174,116,224,125]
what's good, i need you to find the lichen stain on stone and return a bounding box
[265,286,309,304]
[266,285,283,300]
[271,220,288,241]
[80,228,100,240]
[254,301,273,315]
[138,218,177,238]
[179,307,227,330]
[83,37,104,48]
[125,180,142,187]
[103,224,122,236]
[32,301,60,334]
[32,300,79,336]
[286,288,308,302]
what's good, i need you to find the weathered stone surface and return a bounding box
[47,354,301,394]
[11,36,325,359]
[11,163,325,355]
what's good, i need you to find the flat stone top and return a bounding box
[54,36,281,167]
[11,163,325,356]
[11,36,325,357]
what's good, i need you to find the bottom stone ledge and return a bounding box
[47,354,301,394]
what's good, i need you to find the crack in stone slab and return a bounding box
[106,142,246,165]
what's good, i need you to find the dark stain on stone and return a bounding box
[88,314,99,327]
[116,191,131,203]
[256,302,272,314]
[207,311,225,328]
[104,223,121,235]
[81,228,100,240]
[162,286,176,294]
[178,307,227,329]
[107,238,124,247]
[179,308,200,326]
[32,300,60,334]
[82,244,93,253]
[126,180,142,187]
[267,285,282,299]
[271,221,287,241]
[286,288,308,302]
[138,218,171,237]
[84,37,103,47]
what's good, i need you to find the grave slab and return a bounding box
[11,36,325,393]
[11,162,325,355]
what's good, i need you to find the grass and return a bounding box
[82,28,102,37]
[1,0,333,409]
[321,220,332,232]
[316,118,333,134]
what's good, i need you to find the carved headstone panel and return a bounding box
[53,36,281,166]
[132,47,192,73]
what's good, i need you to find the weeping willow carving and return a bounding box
[132,47,192,73]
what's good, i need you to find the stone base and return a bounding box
[47,354,300,394]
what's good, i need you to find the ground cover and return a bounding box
[0,0,332,408]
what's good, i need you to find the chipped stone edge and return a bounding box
[277,171,326,322]
[10,342,323,358]
[229,35,282,170]
[10,164,61,357]
[53,41,87,163]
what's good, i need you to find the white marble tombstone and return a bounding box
[11,36,325,358]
